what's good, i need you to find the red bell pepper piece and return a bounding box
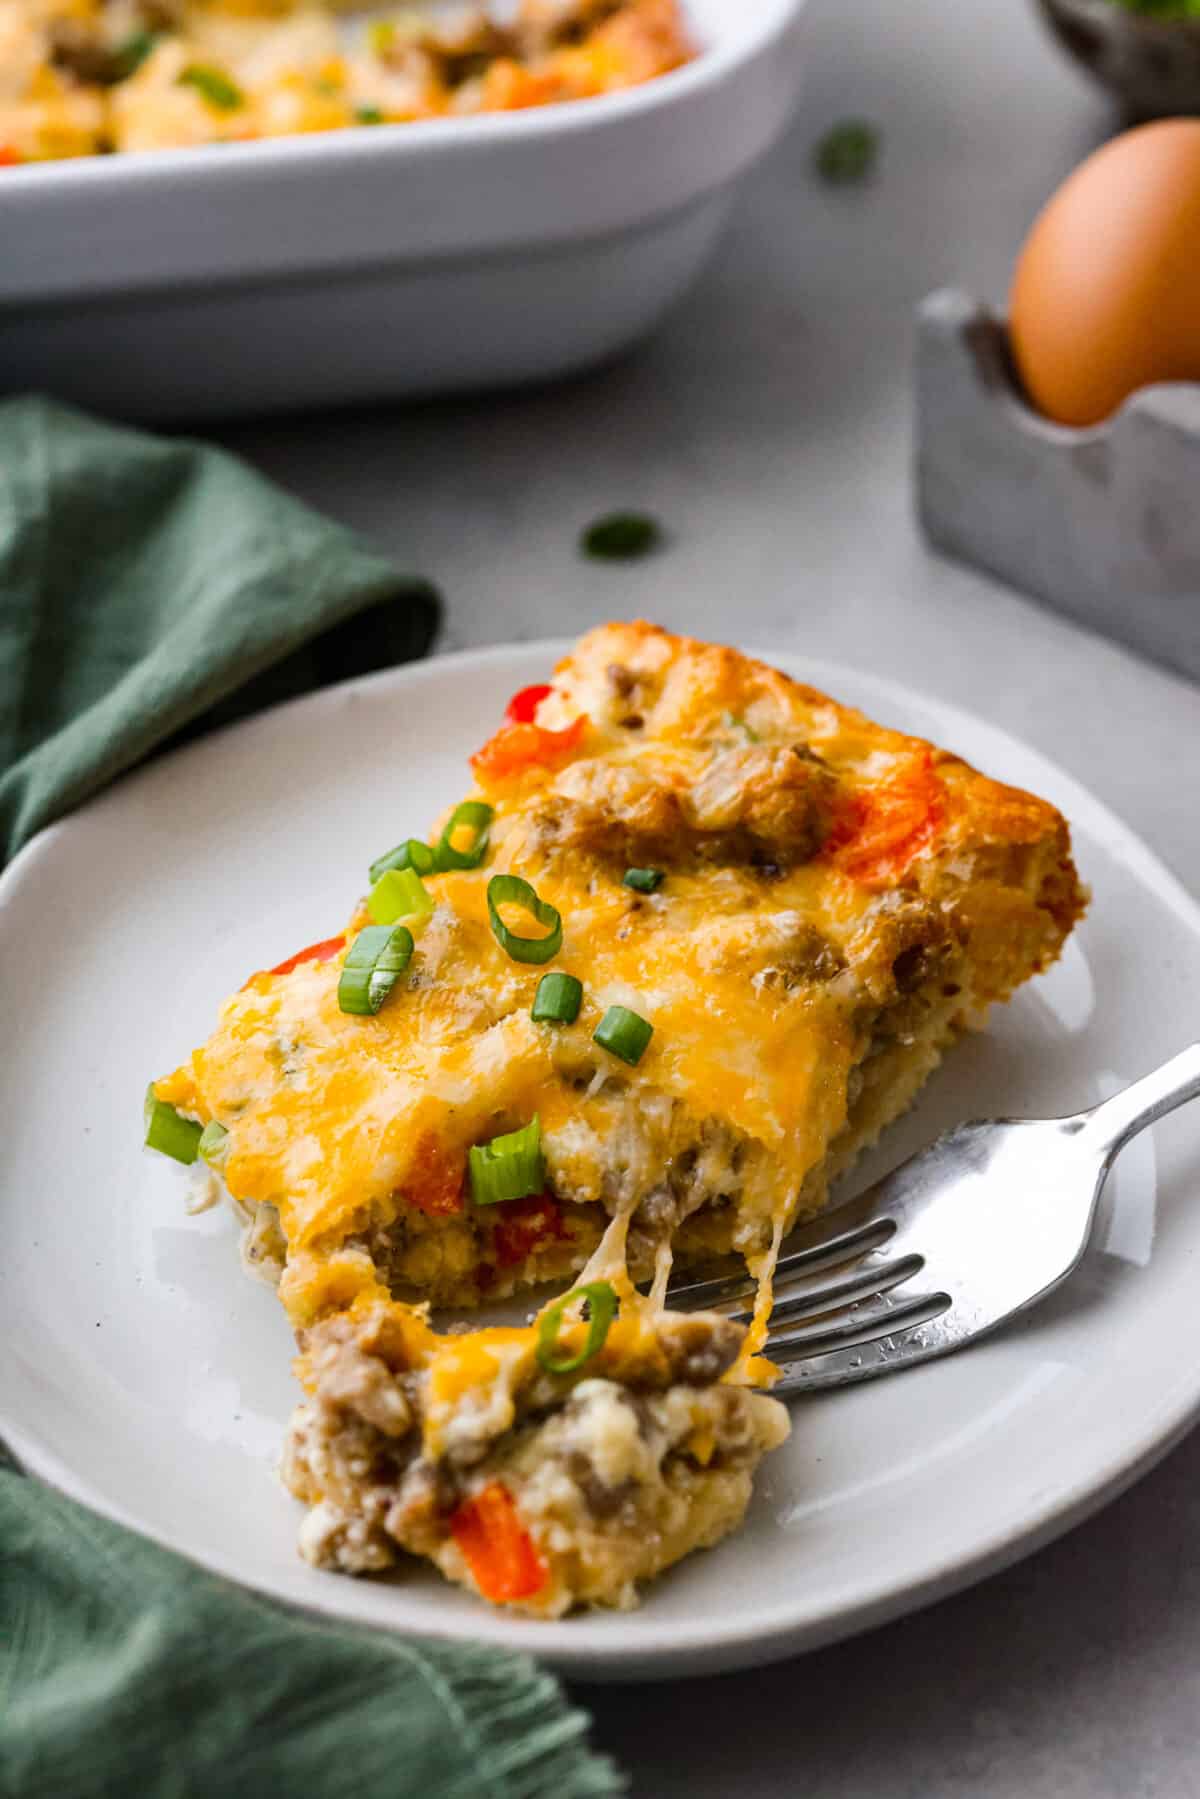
[267,935,346,977]
[505,683,552,724]
[470,715,585,785]
[491,1192,567,1268]
[449,1483,548,1603]
[401,1135,466,1218]
[824,751,945,884]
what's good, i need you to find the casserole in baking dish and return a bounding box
[0,0,808,417]
[0,0,695,163]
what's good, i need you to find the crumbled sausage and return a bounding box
[566,1450,638,1519]
[541,741,837,871]
[655,1313,744,1385]
[301,1315,416,1437]
[48,23,127,84]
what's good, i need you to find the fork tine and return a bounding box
[765,1290,952,1364]
[771,1328,946,1395]
[667,1217,896,1313]
[722,1252,925,1328]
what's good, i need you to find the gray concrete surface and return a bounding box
[215,0,1200,1790]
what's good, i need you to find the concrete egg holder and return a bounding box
[915,288,1200,685]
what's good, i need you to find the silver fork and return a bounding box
[667,1045,1200,1394]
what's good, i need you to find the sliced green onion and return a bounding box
[537,1281,618,1375]
[469,1117,543,1207]
[337,923,414,1016]
[531,972,582,1025]
[581,512,661,560]
[355,105,384,124]
[114,28,158,77]
[369,838,435,885]
[814,118,879,185]
[487,874,563,965]
[198,1120,229,1168]
[177,64,243,109]
[368,866,434,925]
[594,1005,653,1066]
[144,1085,203,1165]
[622,867,663,894]
[436,800,493,871]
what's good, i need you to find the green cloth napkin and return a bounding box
[0,399,624,1798]
[0,394,440,865]
[0,1468,621,1799]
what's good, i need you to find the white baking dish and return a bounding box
[0,0,807,419]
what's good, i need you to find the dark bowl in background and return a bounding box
[1037,0,1200,118]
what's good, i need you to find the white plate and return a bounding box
[2,642,1199,1682]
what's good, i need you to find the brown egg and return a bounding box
[1009,119,1200,428]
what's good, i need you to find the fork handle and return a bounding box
[1078,1044,1200,1162]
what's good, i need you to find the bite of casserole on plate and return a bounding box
[283,1292,789,1615]
[146,620,1086,1613]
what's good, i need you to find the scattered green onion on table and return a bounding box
[813,118,879,185]
[581,512,661,559]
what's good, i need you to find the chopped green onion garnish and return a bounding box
[369,838,435,884]
[337,923,414,1015]
[355,105,384,124]
[537,1281,618,1375]
[814,119,879,185]
[469,1117,543,1207]
[722,711,761,743]
[531,972,582,1024]
[368,866,434,925]
[487,874,563,965]
[177,64,243,109]
[436,800,493,871]
[198,1120,229,1168]
[622,867,663,893]
[593,1005,653,1066]
[144,1085,203,1165]
[114,28,158,77]
[581,512,661,560]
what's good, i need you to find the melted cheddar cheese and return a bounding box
[157,622,1085,1335]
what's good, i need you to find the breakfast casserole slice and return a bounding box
[146,621,1085,1610]
[152,621,1085,1330]
[281,1289,789,1615]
